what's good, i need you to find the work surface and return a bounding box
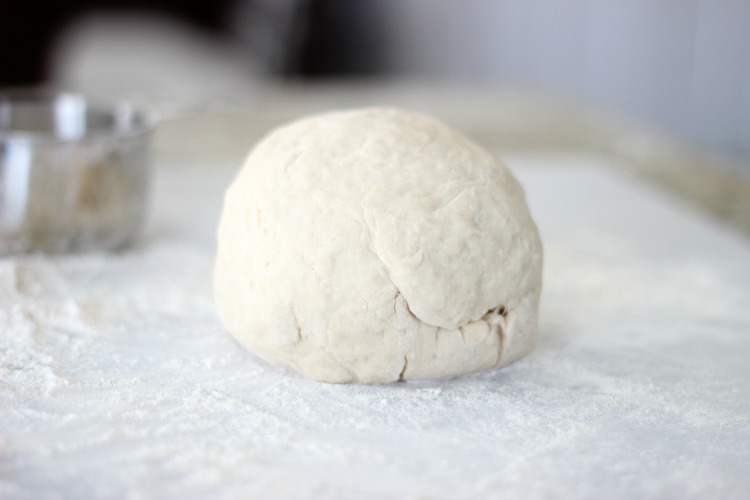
[2,153,750,499]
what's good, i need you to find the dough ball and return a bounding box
[214,108,542,383]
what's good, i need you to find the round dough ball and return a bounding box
[214,108,542,383]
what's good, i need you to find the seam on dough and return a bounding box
[495,310,507,366]
[482,305,508,366]
[290,305,302,342]
[284,151,302,171]
[360,203,439,327]
[392,290,419,322]
[370,239,442,329]
[496,319,505,366]
[362,202,491,331]
[429,185,475,215]
[398,355,408,381]
[363,201,508,348]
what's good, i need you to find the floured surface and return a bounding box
[2,154,750,499]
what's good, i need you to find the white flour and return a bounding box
[2,156,750,499]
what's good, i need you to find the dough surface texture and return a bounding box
[214,108,542,383]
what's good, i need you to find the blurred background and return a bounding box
[2,0,749,165]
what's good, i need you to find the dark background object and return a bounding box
[291,0,384,77]
[0,0,235,85]
[0,0,385,85]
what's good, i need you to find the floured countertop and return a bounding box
[1,153,749,499]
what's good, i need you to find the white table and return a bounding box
[2,145,749,499]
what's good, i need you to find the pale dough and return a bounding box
[214,108,543,383]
